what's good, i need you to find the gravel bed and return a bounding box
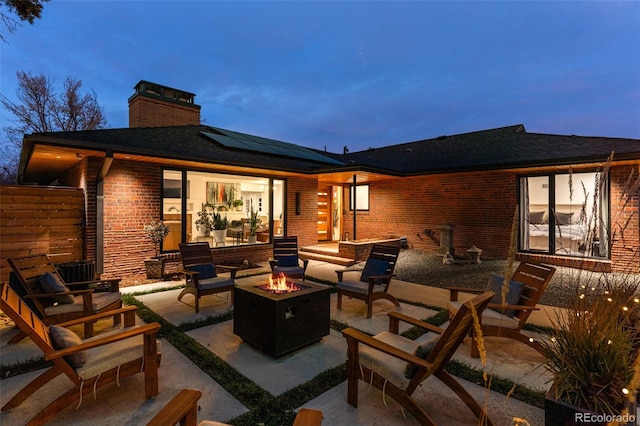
[393,249,629,308]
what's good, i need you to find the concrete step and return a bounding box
[299,250,355,266]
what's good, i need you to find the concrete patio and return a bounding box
[0,259,557,425]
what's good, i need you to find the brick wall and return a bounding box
[341,170,517,259]
[286,176,319,247]
[129,96,200,127]
[608,164,639,272]
[100,160,162,278]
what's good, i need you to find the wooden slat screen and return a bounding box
[0,185,85,282]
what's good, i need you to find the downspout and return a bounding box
[352,174,357,241]
[95,150,113,275]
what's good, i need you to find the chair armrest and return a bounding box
[386,311,446,335]
[301,258,310,271]
[217,265,239,280]
[342,327,432,369]
[24,289,91,299]
[146,389,202,426]
[448,286,483,301]
[55,305,138,328]
[268,258,277,270]
[336,269,359,282]
[486,303,540,312]
[293,408,323,426]
[66,278,121,292]
[45,322,161,361]
[182,268,200,277]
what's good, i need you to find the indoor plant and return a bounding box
[212,212,230,245]
[195,204,214,237]
[247,208,260,244]
[233,199,243,211]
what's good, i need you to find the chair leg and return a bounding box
[337,292,343,310]
[470,334,480,358]
[345,339,360,408]
[2,367,62,411]
[7,328,27,344]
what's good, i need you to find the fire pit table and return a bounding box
[233,275,330,357]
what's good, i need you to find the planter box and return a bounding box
[144,258,165,279]
[545,386,636,426]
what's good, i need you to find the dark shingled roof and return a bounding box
[28,125,344,173]
[26,123,639,177]
[338,124,640,174]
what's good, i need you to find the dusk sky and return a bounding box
[1,1,639,154]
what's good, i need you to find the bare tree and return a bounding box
[0,71,107,183]
[0,0,49,42]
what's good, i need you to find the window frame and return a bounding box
[517,170,610,259]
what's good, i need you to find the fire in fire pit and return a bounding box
[256,273,309,295]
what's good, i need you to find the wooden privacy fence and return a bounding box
[0,185,85,282]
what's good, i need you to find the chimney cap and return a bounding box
[129,80,197,105]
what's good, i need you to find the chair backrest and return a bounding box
[0,282,55,356]
[511,262,555,323]
[272,236,300,260]
[179,242,215,269]
[360,243,400,285]
[7,254,65,311]
[424,290,494,375]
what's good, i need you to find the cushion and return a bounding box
[529,211,545,224]
[555,211,574,225]
[487,274,524,317]
[49,325,87,368]
[360,258,389,283]
[404,339,437,378]
[277,255,299,268]
[39,272,74,304]
[189,264,216,279]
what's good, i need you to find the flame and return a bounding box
[267,273,295,292]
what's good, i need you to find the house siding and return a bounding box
[342,170,516,258]
[341,165,638,273]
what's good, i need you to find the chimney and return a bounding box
[128,80,201,128]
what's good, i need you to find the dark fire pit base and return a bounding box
[233,281,330,357]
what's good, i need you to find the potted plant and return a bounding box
[233,199,243,211]
[247,208,260,244]
[195,204,214,237]
[212,212,230,246]
[143,220,170,278]
[541,274,639,425]
[144,220,170,258]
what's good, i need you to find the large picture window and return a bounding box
[519,171,608,258]
[162,170,285,251]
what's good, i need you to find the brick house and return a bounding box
[15,81,640,277]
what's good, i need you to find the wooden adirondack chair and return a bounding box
[447,261,556,357]
[269,236,309,280]
[0,282,161,425]
[336,243,401,318]
[342,291,494,426]
[147,389,323,426]
[7,254,122,343]
[178,242,238,313]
